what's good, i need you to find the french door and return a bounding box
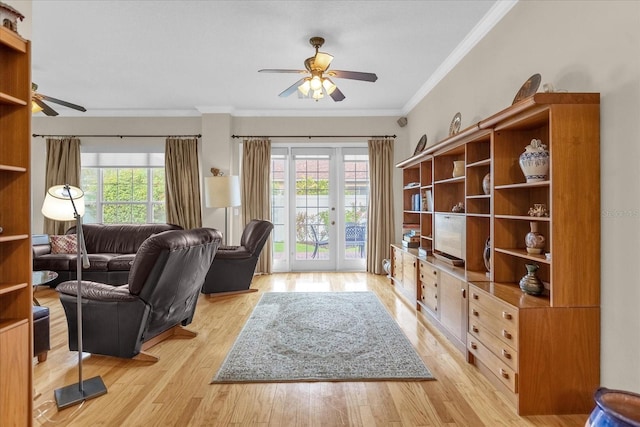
[271,145,369,272]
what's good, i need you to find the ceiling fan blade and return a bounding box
[313,52,333,71]
[33,98,58,116]
[279,78,307,97]
[328,70,378,82]
[329,86,345,102]
[259,69,308,74]
[39,94,86,112]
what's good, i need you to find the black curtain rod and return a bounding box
[232,134,396,139]
[32,134,202,138]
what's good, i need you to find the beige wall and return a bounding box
[32,114,405,243]
[406,0,640,391]
[31,117,201,232]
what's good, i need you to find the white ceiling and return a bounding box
[29,1,515,118]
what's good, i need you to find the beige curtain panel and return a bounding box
[242,138,272,274]
[44,138,81,235]
[165,137,202,229]
[367,138,395,274]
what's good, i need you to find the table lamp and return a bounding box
[204,175,241,245]
[41,184,107,409]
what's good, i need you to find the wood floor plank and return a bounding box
[32,272,589,426]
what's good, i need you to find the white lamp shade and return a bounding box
[204,176,241,208]
[41,185,85,221]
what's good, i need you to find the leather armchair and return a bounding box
[56,228,222,361]
[201,219,273,295]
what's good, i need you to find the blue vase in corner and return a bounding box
[586,388,640,426]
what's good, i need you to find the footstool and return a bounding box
[33,305,50,363]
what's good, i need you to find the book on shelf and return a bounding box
[402,223,420,234]
[411,193,421,211]
[418,247,431,257]
[402,240,420,248]
[403,234,420,243]
[423,190,433,212]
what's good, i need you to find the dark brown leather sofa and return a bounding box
[33,223,183,287]
[56,227,222,360]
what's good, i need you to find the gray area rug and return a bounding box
[211,291,434,383]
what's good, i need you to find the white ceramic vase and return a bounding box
[519,139,549,183]
[525,221,545,254]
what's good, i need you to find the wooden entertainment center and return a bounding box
[391,93,600,415]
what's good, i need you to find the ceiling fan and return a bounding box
[259,36,378,102]
[31,83,86,116]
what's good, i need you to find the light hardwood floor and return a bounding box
[32,273,589,426]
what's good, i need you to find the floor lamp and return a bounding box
[204,175,241,246]
[41,184,108,410]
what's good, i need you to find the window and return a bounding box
[81,153,165,224]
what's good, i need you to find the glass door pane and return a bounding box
[270,153,288,271]
[339,150,369,270]
[291,149,335,271]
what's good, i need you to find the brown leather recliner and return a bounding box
[57,227,222,361]
[201,219,273,295]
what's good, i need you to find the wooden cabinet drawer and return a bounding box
[469,299,519,348]
[468,335,518,393]
[420,281,438,313]
[468,317,518,371]
[468,285,519,326]
[419,260,438,285]
[418,260,438,312]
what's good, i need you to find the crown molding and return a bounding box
[402,0,519,114]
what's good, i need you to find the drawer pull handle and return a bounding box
[433,270,437,275]
[502,312,512,320]
[502,330,512,339]
[500,369,509,379]
[472,293,479,300]
[472,325,479,333]
[470,342,478,350]
[461,288,466,298]
[434,283,437,287]
[472,309,479,316]
[502,349,512,359]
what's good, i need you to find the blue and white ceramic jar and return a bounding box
[519,139,549,183]
[586,387,640,426]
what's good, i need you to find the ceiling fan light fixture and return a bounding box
[322,78,337,95]
[312,89,324,100]
[310,75,323,91]
[31,101,44,113]
[297,79,311,96]
[259,36,377,102]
